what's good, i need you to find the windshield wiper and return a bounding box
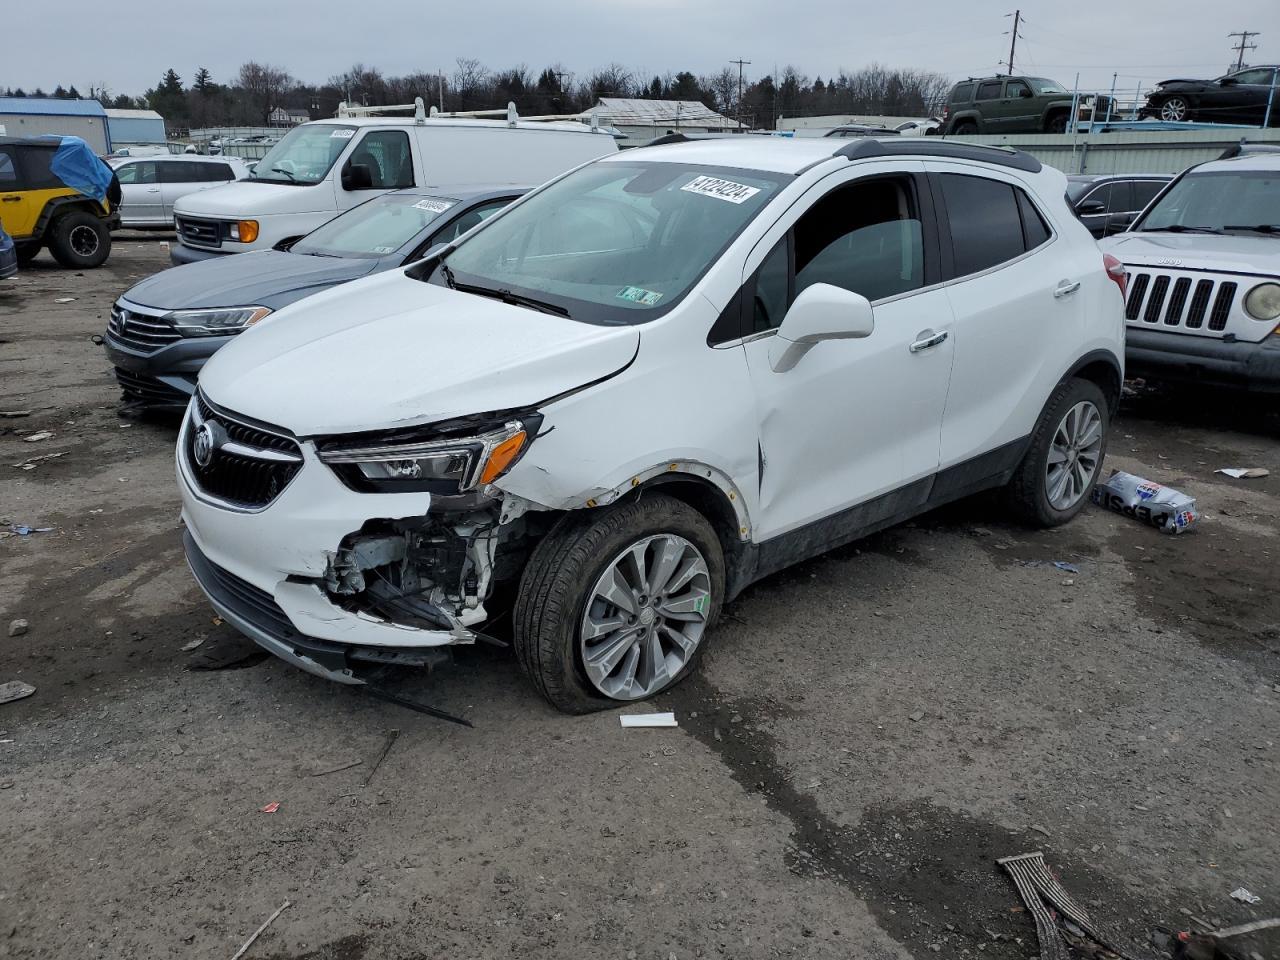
[1141,224,1225,235]
[440,263,457,289]
[454,281,571,318]
[1223,224,1280,235]
[268,166,297,182]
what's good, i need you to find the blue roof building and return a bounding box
[0,97,111,152]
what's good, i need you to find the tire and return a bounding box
[513,493,725,714]
[1159,96,1190,123]
[48,210,111,268]
[952,120,979,136]
[1046,112,1069,134]
[1005,378,1109,528]
[14,242,40,266]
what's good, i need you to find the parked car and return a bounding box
[0,222,16,279]
[1100,152,1280,391]
[1067,174,1172,238]
[108,155,251,229]
[177,136,1124,712]
[940,76,1110,135]
[823,124,900,138]
[105,186,525,408]
[0,135,119,268]
[1141,66,1279,125]
[170,107,617,265]
[895,118,940,136]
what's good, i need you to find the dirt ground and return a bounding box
[1,239,1277,960]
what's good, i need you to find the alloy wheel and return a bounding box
[579,534,711,700]
[69,225,100,257]
[1046,400,1103,511]
[1160,97,1189,122]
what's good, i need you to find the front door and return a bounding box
[337,129,416,213]
[739,163,954,544]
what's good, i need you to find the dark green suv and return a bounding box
[940,76,1108,135]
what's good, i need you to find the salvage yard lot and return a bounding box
[2,241,1277,960]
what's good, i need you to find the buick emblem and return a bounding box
[193,422,215,467]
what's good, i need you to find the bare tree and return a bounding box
[237,61,294,124]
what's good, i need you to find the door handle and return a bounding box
[146,188,161,193]
[909,330,948,353]
[0,196,19,202]
[1054,280,1082,298]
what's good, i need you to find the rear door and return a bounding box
[114,161,161,224]
[972,79,1007,130]
[1219,68,1276,123]
[159,160,234,221]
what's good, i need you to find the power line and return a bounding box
[1228,30,1259,71]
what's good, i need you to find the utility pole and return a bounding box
[1005,10,1022,76]
[552,70,570,92]
[1229,30,1259,71]
[730,58,751,119]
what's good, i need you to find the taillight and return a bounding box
[942,106,951,119]
[1103,254,1127,298]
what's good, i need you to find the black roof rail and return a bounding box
[646,133,695,147]
[833,137,1042,173]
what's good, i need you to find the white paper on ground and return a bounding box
[1216,467,1269,479]
[620,712,678,728]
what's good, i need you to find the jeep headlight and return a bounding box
[1243,282,1280,322]
[168,306,272,336]
[318,419,537,494]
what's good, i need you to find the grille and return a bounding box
[176,216,222,248]
[108,301,180,353]
[183,530,297,642]
[1124,271,1240,334]
[114,368,190,406]
[185,394,303,509]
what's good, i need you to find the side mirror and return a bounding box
[1102,212,1136,236]
[341,162,374,191]
[1220,76,1238,86]
[769,283,874,372]
[1019,87,1034,98]
[1077,199,1107,216]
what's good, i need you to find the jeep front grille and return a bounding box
[184,393,303,510]
[1124,271,1239,334]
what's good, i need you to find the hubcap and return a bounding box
[1046,400,1103,511]
[579,534,711,701]
[1160,98,1187,122]
[69,225,99,257]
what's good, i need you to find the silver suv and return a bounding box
[1100,152,1280,391]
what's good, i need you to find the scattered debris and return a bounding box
[7,524,53,536]
[909,710,926,722]
[229,899,290,960]
[180,637,205,652]
[0,681,37,705]
[1211,917,1280,939]
[1092,470,1199,535]
[1230,888,1262,905]
[1052,561,1080,574]
[1216,468,1269,479]
[12,451,66,470]
[311,758,363,778]
[260,802,280,814]
[1030,824,1051,837]
[0,410,32,418]
[23,431,53,442]
[363,729,400,787]
[53,297,76,304]
[620,712,679,728]
[8,619,28,638]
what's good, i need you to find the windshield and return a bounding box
[249,124,355,185]
[433,161,786,324]
[1030,78,1068,94]
[292,193,459,258]
[1138,170,1280,233]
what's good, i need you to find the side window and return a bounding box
[1107,181,1133,214]
[199,162,235,182]
[0,148,20,186]
[952,83,975,103]
[1080,183,1112,212]
[20,147,62,189]
[1016,189,1052,250]
[1005,80,1031,98]
[975,80,1004,100]
[117,162,157,185]
[429,199,511,246]
[752,238,790,333]
[158,161,197,184]
[351,131,413,189]
[1131,181,1165,210]
[1234,69,1272,85]
[939,173,1027,275]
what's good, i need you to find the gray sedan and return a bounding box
[103,186,526,409]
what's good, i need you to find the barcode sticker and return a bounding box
[680,175,761,204]
[413,198,456,214]
[330,128,356,139]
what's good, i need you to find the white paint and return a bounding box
[620,713,678,727]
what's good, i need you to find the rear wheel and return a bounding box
[1046,112,1069,133]
[1005,378,1109,527]
[514,493,724,714]
[48,210,111,268]
[14,242,40,265]
[952,120,979,135]
[1159,96,1190,122]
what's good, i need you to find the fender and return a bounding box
[33,194,111,238]
[1062,348,1124,413]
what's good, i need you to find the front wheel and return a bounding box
[48,210,111,268]
[1005,378,1109,527]
[513,493,724,714]
[1158,96,1191,122]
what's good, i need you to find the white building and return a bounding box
[588,98,742,147]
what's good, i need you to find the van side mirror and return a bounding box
[341,162,374,191]
[1077,199,1107,216]
[769,283,874,372]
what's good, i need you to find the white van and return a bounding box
[170,111,616,264]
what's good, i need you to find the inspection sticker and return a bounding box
[413,198,456,214]
[329,128,356,139]
[617,286,663,306]
[680,175,761,204]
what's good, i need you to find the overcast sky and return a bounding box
[5,0,1275,100]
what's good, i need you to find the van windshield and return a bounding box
[431,161,786,325]
[1137,170,1280,234]
[292,193,458,259]
[249,124,356,185]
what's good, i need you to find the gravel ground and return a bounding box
[1,240,1277,960]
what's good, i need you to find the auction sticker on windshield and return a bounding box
[617,286,663,306]
[413,199,456,214]
[681,175,761,204]
[330,129,355,139]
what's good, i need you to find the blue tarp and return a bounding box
[40,135,113,203]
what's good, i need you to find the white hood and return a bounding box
[1100,231,1280,277]
[198,269,640,436]
[173,179,334,218]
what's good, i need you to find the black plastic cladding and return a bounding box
[834,138,1043,173]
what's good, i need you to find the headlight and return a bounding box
[318,419,536,494]
[168,306,272,336]
[227,220,259,243]
[1244,282,1280,322]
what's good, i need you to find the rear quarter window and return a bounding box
[951,83,975,103]
[940,173,1050,276]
